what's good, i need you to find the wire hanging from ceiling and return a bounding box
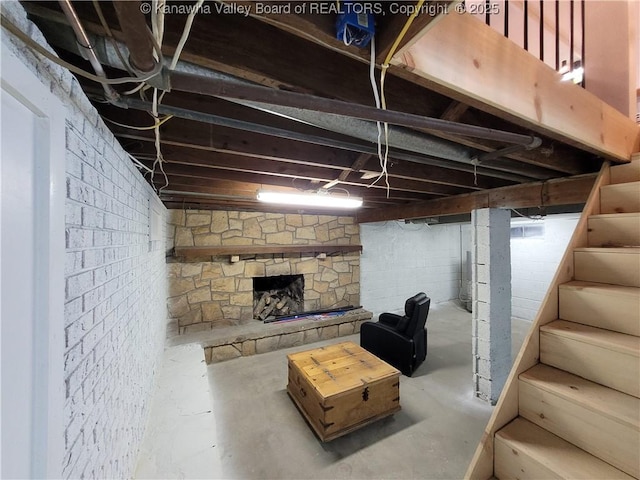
[146,0,206,193]
[102,114,174,131]
[367,36,390,195]
[370,0,428,198]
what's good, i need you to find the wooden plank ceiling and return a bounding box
[22,0,604,220]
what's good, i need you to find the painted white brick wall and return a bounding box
[510,214,579,321]
[2,3,167,478]
[360,221,464,315]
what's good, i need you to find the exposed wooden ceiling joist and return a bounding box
[356,173,597,223]
[20,0,608,218]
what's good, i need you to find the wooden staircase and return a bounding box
[467,156,640,479]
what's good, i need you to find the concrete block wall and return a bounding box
[471,208,511,404]
[511,214,579,320]
[2,4,167,478]
[360,221,464,315]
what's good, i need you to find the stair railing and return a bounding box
[463,0,586,86]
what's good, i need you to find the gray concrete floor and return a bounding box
[207,301,529,480]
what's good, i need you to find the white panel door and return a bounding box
[0,43,65,479]
[1,86,38,480]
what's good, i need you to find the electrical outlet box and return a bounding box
[336,2,375,48]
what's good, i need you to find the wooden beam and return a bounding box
[108,120,360,169]
[107,102,515,190]
[434,101,586,177]
[160,92,565,178]
[147,160,468,197]
[159,193,379,215]
[376,2,455,64]
[125,133,513,189]
[396,13,640,161]
[161,179,429,208]
[143,145,346,180]
[129,137,501,189]
[355,173,597,223]
[157,8,452,117]
[174,244,362,258]
[160,92,376,147]
[440,100,470,122]
[337,153,371,182]
[450,108,596,175]
[105,103,535,183]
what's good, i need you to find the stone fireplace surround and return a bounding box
[167,210,361,334]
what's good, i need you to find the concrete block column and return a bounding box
[471,208,511,404]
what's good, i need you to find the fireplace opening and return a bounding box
[253,274,304,321]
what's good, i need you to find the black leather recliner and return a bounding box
[360,292,430,376]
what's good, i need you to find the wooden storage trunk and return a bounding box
[287,341,401,442]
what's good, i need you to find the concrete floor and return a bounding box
[207,301,529,480]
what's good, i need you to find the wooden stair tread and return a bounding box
[573,248,640,287]
[573,246,640,254]
[519,364,640,477]
[558,280,640,337]
[589,212,640,220]
[600,182,640,214]
[495,417,634,480]
[601,180,640,188]
[540,320,640,357]
[560,280,640,299]
[587,212,640,247]
[520,364,639,430]
[610,159,640,184]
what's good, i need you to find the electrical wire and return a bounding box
[373,0,428,195]
[102,114,174,131]
[0,16,164,86]
[127,153,154,174]
[149,0,208,192]
[367,36,385,186]
[366,37,390,195]
[151,87,169,192]
[342,26,353,46]
[121,31,165,96]
[325,187,353,197]
[152,0,166,51]
[148,0,169,193]
[381,0,426,69]
[122,82,148,96]
[169,0,205,71]
[91,0,134,75]
[511,209,545,221]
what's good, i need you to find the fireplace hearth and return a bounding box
[253,274,304,321]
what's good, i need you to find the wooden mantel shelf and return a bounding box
[174,244,363,258]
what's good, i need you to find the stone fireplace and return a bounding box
[166,210,361,333]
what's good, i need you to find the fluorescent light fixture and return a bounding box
[257,190,363,209]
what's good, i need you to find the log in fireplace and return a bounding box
[253,274,304,321]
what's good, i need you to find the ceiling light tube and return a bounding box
[257,190,363,209]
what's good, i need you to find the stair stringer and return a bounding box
[464,161,611,480]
